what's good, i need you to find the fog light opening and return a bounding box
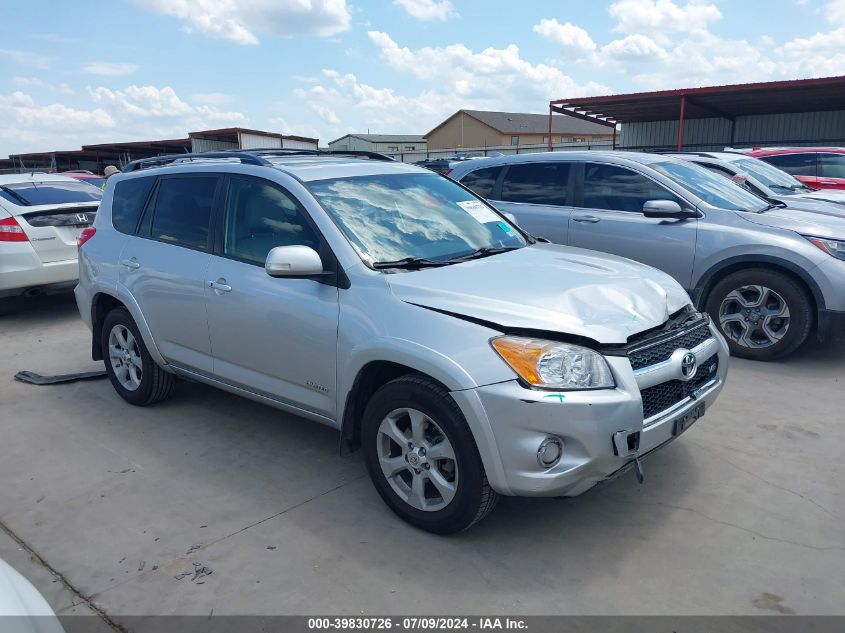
[537,437,564,468]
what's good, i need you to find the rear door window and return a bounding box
[148,176,219,250]
[760,153,818,176]
[500,162,571,206]
[459,167,502,198]
[112,177,156,235]
[819,154,845,179]
[582,163,678,212]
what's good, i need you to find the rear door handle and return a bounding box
[819,180,838,186]
[120,258,140,270]
[209,278,232,293]
[572,214,600,224]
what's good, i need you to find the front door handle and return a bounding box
[572,214,601,224]
[120,258,140,270]
[209,278,232,293]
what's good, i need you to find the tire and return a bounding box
[101,307,176,405]
[361,374,499,534]
[705,268,812,361]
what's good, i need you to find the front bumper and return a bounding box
[454,324,729,497]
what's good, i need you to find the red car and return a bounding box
[745,147,845,190]
[61,170,106,190]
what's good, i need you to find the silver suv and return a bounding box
[76,150,728,533]
[449,151,845,360]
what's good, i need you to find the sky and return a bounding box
[1,0,844,156]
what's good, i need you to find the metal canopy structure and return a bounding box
[548,76,845,151]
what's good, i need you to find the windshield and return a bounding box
[730,158,810,194]
[309,173,527,266]
[0,181,103,206]
[652,161,768,211]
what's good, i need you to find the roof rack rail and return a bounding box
[244,148,396,162]
[122,151,273,173]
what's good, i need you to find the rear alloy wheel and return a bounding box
[101,307,176,405]
[362,374,498,534]
[706,269,812,360]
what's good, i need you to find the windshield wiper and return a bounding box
[0,186,31,206]
[372,256,450,270]
[445,246,521,263]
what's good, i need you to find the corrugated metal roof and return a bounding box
[460,110,613,135]
[328,134,426,145]
[551,76,845,123]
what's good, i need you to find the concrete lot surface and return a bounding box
[0,295,842,621]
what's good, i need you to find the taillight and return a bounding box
[0,217,29,242]
[77,227,96,249]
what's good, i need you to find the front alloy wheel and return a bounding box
[377,408,458,512]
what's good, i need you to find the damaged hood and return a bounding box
[387,243,691,344]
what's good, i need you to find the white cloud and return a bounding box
[600,34,668,61]
[0,48,52,69]
[0,84,249,155]
[608,0,722,35]
[310,104,340,125]
[287,33,610,144]
[825,0,845,24]
[13,76,75,94]
[82,62,139,76]
[393,0,456,21]
[139,0,352,45]
[533,19,596,56]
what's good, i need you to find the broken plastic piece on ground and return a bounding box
[14,369,107,385]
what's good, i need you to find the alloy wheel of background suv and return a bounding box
[705,269,813,360]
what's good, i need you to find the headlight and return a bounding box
[805,236,845,261]
[490,336,615,390]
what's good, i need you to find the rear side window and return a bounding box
[582,163,678,212]
[149,176,218,250]
[500,162,570,206]
[112,177,155,235]
[459,167,502,198]
[819,154,845,179]
[760,153,817,176]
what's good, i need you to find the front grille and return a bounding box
[640,356,719,420]
[628,321,712,371]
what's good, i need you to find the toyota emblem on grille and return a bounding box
[680,352,697,379]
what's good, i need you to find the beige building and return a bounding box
[424,109,615,150]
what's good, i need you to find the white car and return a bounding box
[0,557,64,633]
[0,173,101,301]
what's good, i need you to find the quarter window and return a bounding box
[819,154,845,179]
[112,177,155,235]
[149,176,218,250]
[582,163,678,212]
[223,175,318,265]
[459,167,502,198]
[501,162,571,206]
[760,153,818,177]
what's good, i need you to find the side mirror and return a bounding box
[642,200,695,219]
[265,245,325,278]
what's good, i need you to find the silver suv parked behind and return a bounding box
[449,151,845,360]
[76,150,728,533]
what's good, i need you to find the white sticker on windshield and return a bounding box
[457,200,502,224]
